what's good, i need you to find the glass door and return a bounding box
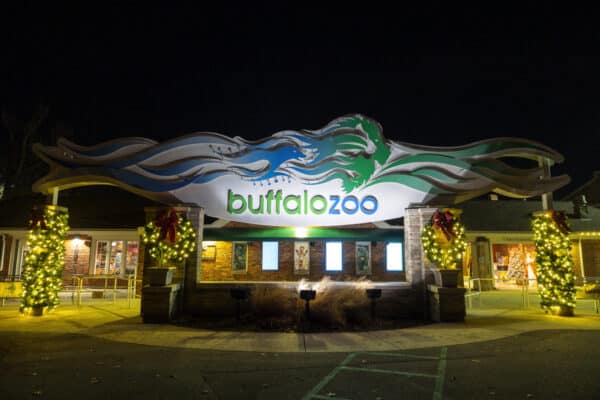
[125,241,138,275]
[94,241,108,275]
[108,241,123,274]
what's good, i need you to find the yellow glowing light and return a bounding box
[141,211,196,267]
[422,211,467,269]
[21,205,69,314]
[294,227,309,238]
[531,211,576,313]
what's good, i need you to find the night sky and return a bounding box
[2,3,600,196]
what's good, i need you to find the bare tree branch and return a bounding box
[15,104,49,180]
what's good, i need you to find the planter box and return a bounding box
[142,283,181,322]
[147,267,176,286]
[433,269,460,288]
[428,285,467,322]
[31,305,45,317]
[550,305,574,317]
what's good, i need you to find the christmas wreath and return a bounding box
[421,209,468,269]
[141,210,196,267]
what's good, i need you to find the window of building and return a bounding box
[386,242,404,271]
[14,239,29,278]
[262,241,279,270]
[108,241,123,274]
[125,241,139,274]
[94,240,138,275]
[326,241,343,271]
[492,243,537,284]
[95,241,108,274]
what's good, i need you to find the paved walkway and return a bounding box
[1,291,599,353]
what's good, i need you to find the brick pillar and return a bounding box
[183,206,204,314]
[404,206,437,319]
[141,206,204,316]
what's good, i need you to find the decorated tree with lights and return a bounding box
[20,205,70,314]
[141,210,196,267]
[422,209,468,269]
[531,211,576,315]
[506,247,526,282]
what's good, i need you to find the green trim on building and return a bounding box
[203,227,404,241]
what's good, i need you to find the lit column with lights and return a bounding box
[531,211,576,315]
[20,204,70,315]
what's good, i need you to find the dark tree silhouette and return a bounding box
[0,104,49,200]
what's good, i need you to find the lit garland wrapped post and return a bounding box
[531,211,576,315]
[20,205,70,315]
[141,210,196,268]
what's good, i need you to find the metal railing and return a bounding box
[464,277,489,309]
[0,274,22,282]
[466,276,600,314]
[466,277,536,310]
[65,274,136,308]
[580,276,600,313]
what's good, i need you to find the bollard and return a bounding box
[366,288,382,319]
[230,287,250,323]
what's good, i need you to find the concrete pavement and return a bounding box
[1,290,599,353]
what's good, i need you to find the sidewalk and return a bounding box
[1,291,599,353]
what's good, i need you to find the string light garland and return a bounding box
[531,210,576,314]
[20,205,70,314]
[141,210,196,267]
[421,209,468,269]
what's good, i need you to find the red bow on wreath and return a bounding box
[154,210,179,243]
[29,208,47,230]
[433,210,456,241]
[551,211,570,235]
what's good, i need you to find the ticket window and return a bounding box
[94,240,138,275]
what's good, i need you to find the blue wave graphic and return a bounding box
[33,114,569,200]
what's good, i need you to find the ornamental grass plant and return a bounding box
[250,286,297,329]
[307,277,371,329]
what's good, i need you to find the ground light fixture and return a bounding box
[230,287,250,323]
[299,289,316,320]
[366,288,382,319]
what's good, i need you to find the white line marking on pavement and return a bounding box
[433,347,448,400]
[303,348,448,400]
[361,351,440,360]
[301,353,357,400]
[341,366,438,379]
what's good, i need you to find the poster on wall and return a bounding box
[232,242,248,273]
[201,243,216,261]
[294,241,310,274]
[355,242,371,275]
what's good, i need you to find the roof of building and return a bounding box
[562,171,600,206]
[459,199,600,232]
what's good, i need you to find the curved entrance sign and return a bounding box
[33,114,569,226]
